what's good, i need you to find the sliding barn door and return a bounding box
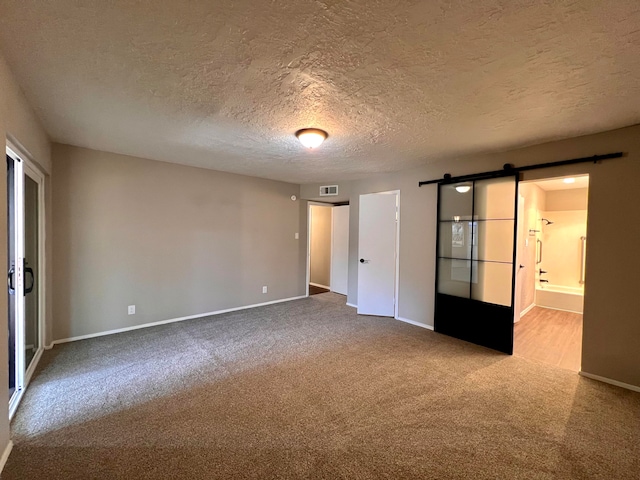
[434,175,518,354]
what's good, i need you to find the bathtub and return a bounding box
[535,284,584,314]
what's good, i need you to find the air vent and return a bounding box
[319,185,338,196]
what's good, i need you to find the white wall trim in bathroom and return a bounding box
[520,303,536,317]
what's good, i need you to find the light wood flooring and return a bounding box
[514,306,583,371]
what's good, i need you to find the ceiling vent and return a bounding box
[319,185,338,196]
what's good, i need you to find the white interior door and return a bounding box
[330,205,349,295]
[357,192,398,316]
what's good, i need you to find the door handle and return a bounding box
[359,258,369,264]
[24,263,34,295]
[7,266,15,293]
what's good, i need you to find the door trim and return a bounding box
[389,190,401,320]
[6,141,46,419]
[306,201,334,297]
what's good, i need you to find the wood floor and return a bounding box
[514,306,583,371]
[309,284,330,295]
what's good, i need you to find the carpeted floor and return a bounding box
[5,293,640,479]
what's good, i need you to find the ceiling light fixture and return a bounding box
[563,178,576,184]
[455,184,471,193]
[296,128,328,149]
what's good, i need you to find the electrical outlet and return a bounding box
[128,305,135,315]
[262,286,268,294]
[295,232,299,239]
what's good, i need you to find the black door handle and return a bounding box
[7,266,15,293]
[24,263,34,295]
[360,258,369,264]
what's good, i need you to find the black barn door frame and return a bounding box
[434,173,519,354]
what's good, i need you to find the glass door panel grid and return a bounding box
[437,176,516,307]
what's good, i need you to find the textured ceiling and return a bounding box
[0,1,639,184]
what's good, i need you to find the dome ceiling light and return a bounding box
[296,128,328,149]
[455,183,472,193]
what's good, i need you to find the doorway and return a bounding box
[513,175,588,371]
[306,203,350,297]
[7,145,45,418]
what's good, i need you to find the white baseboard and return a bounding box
[538,305,583,314]
[50,295,307,346]
[309,282,330,289]
[0,441,13,475]
[520,303,536,317]
[579,371,640,393]
[395,316,434,331]
[346,302,357,309]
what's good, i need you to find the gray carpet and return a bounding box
[5,293,640,479]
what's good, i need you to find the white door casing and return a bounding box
[514,194,525,322]
[330,205,349,295]
[6,143,46,419]
[357,192,398,317]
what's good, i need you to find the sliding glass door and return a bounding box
[434,175,518,354]
[7,147,44,416]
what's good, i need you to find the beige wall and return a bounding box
[302,124,640,388]
[540,210,587,288]
[538,187,589,288]
[546,188,588,211]
[309,205,332,287]
[52,144,304,340]
[0,53,51,457]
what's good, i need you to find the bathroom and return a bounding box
[513,174,589,371]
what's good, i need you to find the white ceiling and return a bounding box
[0,1,639,184]
[530,175,589,191]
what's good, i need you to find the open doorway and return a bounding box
[514,174,589,371]
[307,203,350,298]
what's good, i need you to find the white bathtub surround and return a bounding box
[535,284,584,314]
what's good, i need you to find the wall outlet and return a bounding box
[128,305,135,315]
[295,232,299,240]
[262,286,268,294]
